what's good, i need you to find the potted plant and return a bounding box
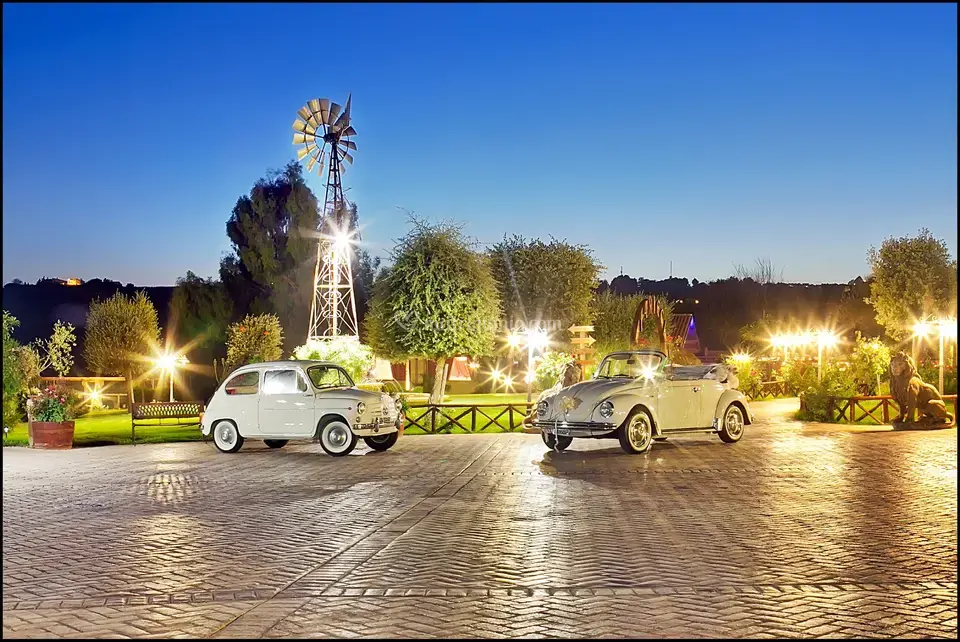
[27,385,76,449]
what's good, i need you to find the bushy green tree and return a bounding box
[84,292,161,407]
[780,359,817,396]
[293,337,374,384]
[799,363,857,422]
[365,219,501,403]
[591,291,644,355]
[3,311,26,429]
[32,320,76,377]
[848,332,891,395]
[225,313,283,370]
[489,235,601,332]
[867,228,957,340]
[170,271,234,352]
[219,162,321,350]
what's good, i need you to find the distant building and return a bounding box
[62,278,83,286]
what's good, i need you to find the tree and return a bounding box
[489,236,601,332]
[590,291,645,355]
[84,291,161,407]
[219,162,321,351]
[3,311,27,428]
[848,332,891,395]
[170,271,233,353]
[225,314,283,370]
[733,257,784,317]
[31,320,77,377]
[867,229,957,340]
[365,219,501,403]
[293,337,374,384]
[353,249,381,337]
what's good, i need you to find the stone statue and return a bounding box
[889,352,955,428]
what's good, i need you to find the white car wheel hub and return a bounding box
[214,423,237,449]
[628,414,652,451]
[322,422,352,453]
[725,407,744,437]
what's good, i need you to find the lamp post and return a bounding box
[507,328,550,404]
[936,319,957,394]
[912,319,933,366]
[815,330,837,383]
[156,353,189,402]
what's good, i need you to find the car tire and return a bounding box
[264,439,288,449]
[319,418,357,457]
[541,432,573,452]
[364,431,399,451]
[718,404,745,443]
[212,420,244,453]
[618,408,653,454]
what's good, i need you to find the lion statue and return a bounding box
[889,352,954,427]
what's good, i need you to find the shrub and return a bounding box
[917,362,958,395]
[848,333,891,395]
[533,351,575,391]
[29,385,77,423]
[293,337,375,384]
[798,363,857,422]
[226,313,283,369]
[3,311,26,429]
[724,356,761,399]
[780,359,817,396]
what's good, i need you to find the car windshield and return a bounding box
[306,365,354,389]
[594,353,664,379]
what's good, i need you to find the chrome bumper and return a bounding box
[353,416,401,437]
[532,420,617,438]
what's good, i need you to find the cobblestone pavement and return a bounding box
[3,404,956,638]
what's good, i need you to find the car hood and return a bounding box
[541,377,649,421]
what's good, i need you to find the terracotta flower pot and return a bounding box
[28,421,75,450]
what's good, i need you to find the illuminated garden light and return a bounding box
[153,352,189,402]
[505,327,551,403]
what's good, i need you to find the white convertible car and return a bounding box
[201,360,403,456]
[532,350,753,454]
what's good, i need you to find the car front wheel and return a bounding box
[213,420,244,453]
[319,419,357,457]
[718,404,745,443]
[541,432,573,452]
[364,431,399,451]
[618,408,653,454]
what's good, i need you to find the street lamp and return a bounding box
[936,318,957,394]
[814,330,838,382]
[507,327,550,403]
[155,353,189,402]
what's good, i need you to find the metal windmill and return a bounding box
[292,94,359,342]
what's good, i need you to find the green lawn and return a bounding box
[3,410,204,448]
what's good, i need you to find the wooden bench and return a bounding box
[130,401,204,443]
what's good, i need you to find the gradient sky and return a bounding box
[3,3,957,286]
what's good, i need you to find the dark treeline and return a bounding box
[3,272,881,377]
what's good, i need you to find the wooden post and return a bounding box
[569,325,596,375]
[882,398,890,423]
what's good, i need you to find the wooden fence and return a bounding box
[826,395,957,424]
[404,403,534,434]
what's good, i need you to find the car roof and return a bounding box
[235,360,340,370]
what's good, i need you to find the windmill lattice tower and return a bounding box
[292,94,359,343]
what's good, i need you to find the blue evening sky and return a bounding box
[2,3,956,286]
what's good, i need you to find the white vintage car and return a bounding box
[532,350,753,454]
[201,360,403,456]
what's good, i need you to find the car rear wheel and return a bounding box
[264,439,288,449]
[541,432,573,452]
[319,419,357,457]
[618,408,653,454]
[718,404,745,443]
[364,431,399,451]
[213,420,244,453]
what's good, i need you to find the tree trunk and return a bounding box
[125,369,135,411]
[429,358,447,404]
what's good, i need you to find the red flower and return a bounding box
[263,331,269,336]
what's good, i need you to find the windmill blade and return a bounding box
[328,102,342,125]
[318,98,331,124]
[308,98,320,115]
[306,155,318,173]
[297,146,313,161]
[341,152,354,165]
[292,133,316,145]
[316,154,325,176]
[339,139,357,151]
[333,94,352,130]
[341,126,357,137]
[297,106,312,121]
[292,119,316,135]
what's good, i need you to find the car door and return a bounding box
[221,370,262,436]
[698,379,727,428]
[657,379,701,429]
[258,367,315,437]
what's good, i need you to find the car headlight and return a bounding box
[537,400,549,417]
[356,402,366,416]
[597,400,614,419]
